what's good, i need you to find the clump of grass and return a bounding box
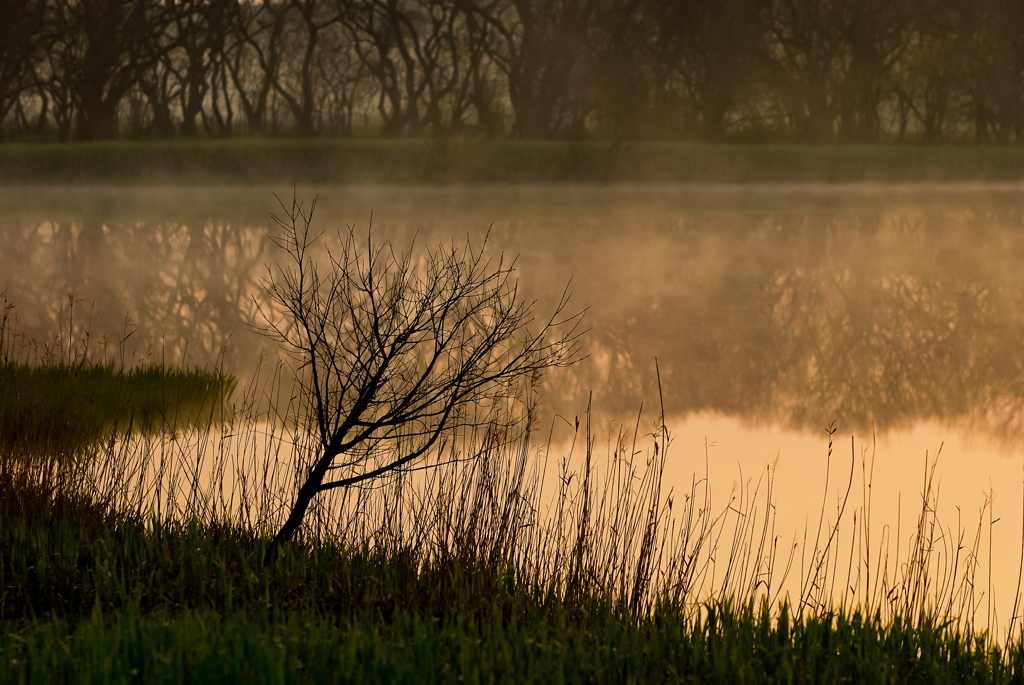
[0,291,236,457]
[0,362,236,456]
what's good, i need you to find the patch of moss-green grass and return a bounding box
[0,361,235,457]
[4,138,1024,184]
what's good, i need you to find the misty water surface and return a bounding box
[3,183,1024,443]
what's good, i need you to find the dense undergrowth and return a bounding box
[3,289,1024,682]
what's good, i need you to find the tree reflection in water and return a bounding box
[553,207,1024,443]
[3,185,1024,445]
[1,214,268,374]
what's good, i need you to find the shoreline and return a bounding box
[3,139,1024,185]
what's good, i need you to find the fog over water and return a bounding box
[5,184,1024,436]
[5,182,1024,629]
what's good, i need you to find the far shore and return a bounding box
[3,138,1024,185]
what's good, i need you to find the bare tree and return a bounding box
[312,19,370,136]
[957,0,1024,144]
[269,0,342,136]
[893,0,963,143]
[338,0,471,137]
[47,0,172,141]
[466,0,605,139]
[256,198,585,548]
[0,0,46,142]
[638,0,762,141]
[228,0,287,135]
[165,0,236,137]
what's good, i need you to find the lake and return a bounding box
[4,182,1024,634]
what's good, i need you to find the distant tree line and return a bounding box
[2,0,1023,144]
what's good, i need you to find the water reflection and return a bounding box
[1,213,268,372]
[3,184,1024,445]
[560,208,1024,442]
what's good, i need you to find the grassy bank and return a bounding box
[3,138,1024,184]
[3,288,1023,681]
[0,477,1019,684]
[2,369,1022,682]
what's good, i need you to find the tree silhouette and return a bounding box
[256,197,585,547]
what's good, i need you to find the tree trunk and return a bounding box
[270,477,320,550]
[268,447,337,552]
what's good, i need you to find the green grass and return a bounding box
[0,499,1020,683]
[3,138,1024,184]
[0,342,1019,681]
[0,291,236,457]
[0,361,236,457]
